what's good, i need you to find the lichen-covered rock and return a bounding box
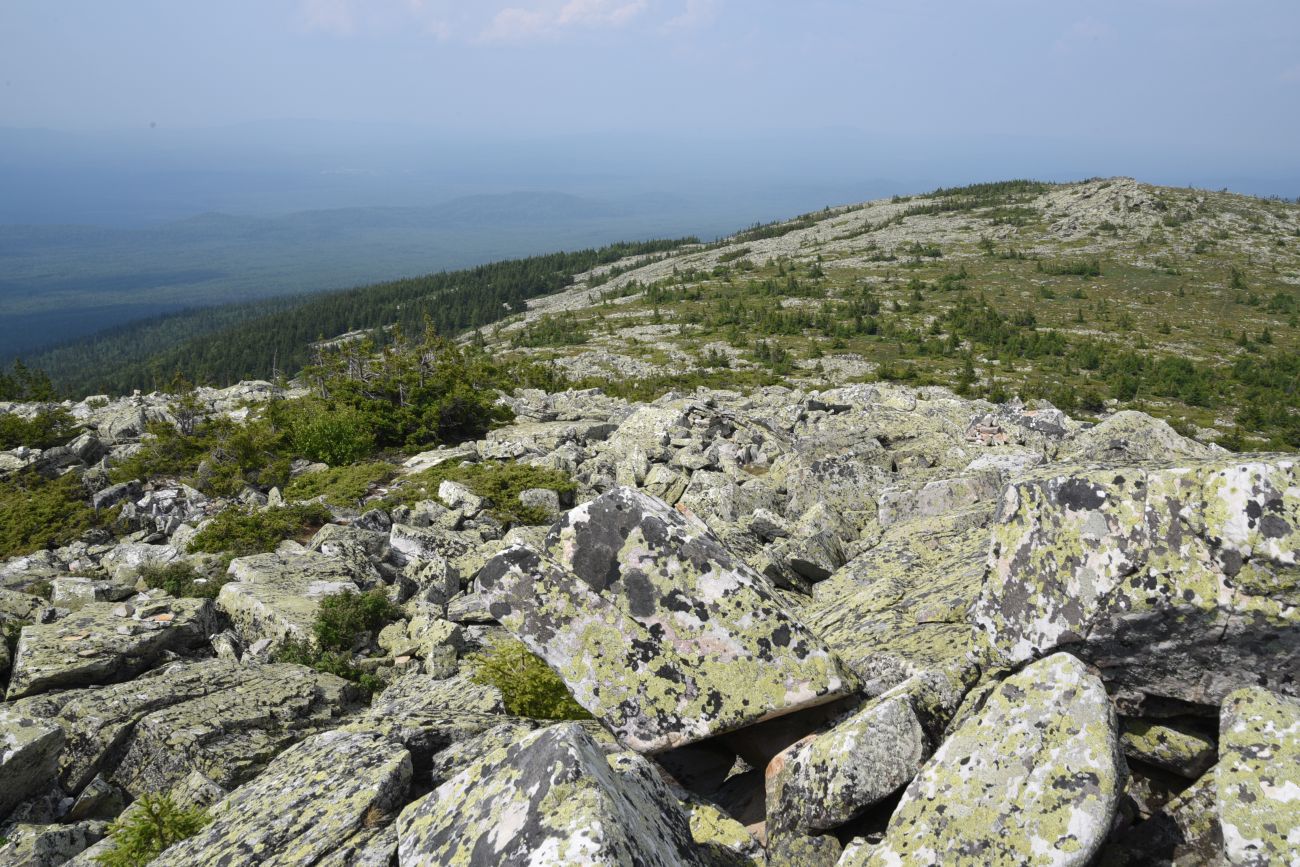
[5,597,215,699]
[682,797,766,867]
[866,653,1124,867]
[153,730,411,866]
[1062,411,1221,464]
[396,722,704,866]
[0,820,107,867]
[0,711,65,820]
[1121,719,1217,778]
[478,487,857,753]
[1097,770,1225,867]
[49,577,133,610]
[36,659,359,796]
[975,459,1300,707]
[218,548,359,647]
[1216,687,1300,866]
[806,511,989,694]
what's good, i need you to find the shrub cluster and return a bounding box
[137,561,230,600]
[468,639,590,720]
[94,793,209,867]
[272,588,403,696]
[188,503,332,559]
[0,471,101,559]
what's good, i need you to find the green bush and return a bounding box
[138,561,230,600]
[0,407,78,450]
[468,639,590,720]
[188,503,332,558]
[283,462,396,506]
[273,637,387,696]
[0,471,100,559]
[94,793,209,867]
[314,589,403,652]
[388,460,575,525]
[279,400,376,466]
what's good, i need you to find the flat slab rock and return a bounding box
[5,597,215,700]
[478,487,857,753]
[218,549,359,647]
[396,722,704,866]
[863,653,1124,867]
[975,459,1300,707]
[153,730,411,866]
[1216,687,1300,866]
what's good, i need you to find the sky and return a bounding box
[1,0,1298,201]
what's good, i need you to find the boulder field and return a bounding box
[1,381,1296,865]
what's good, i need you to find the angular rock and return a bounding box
[0,711,65,819]
[0,821,107,867]
[153,730,411,866]
[5,598,215,699]
[765,690,926,836]
[478,487,857,752]
[866,653,1124,867]
[1063,411,1221,464]
[1216,687,1300,866]
[218,549,359,647]
[396,722,704,866]
[49,577,133,611]
[975,459,1300,706]
[1097,770,1225,867]
[1121,719,1217,778]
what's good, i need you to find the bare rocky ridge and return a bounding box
[0,371,1296,866]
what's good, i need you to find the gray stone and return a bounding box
[478,487,857,753]
[396,722,705,866]
[865,653,1125,867]
[217,549,359,648]
[975,459,1300,707]
[5,598,215,699]
[0,710,65,819]
[153,730,411,866]
[1216,687,1300,866]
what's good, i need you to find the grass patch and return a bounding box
[388,460,575,525]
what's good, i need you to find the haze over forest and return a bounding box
[2,1,1298,357]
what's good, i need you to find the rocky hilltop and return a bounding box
[0,372,1296,866]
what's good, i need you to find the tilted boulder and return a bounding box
[975,459,1299,706]
[478,487,857,753]
[863,653,1124,867]
[0,711,65,820]
[5,597,215,700]
[1216,687,1300,866]
[396,722,704,866]
[153,730,411,866]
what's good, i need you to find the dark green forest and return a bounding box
[26,239,693,397]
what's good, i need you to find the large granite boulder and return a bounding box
[864,653,1124,867]
[974,459,1299,706]
[478,487,857,753]
[0,711,65,820]
[153,730,411,866]
[5,597,215,699]
[217,548,359,647]
[1216,687,1300,866]
[396,722,704,866]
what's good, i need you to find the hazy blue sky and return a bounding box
[4,1,1298,150]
